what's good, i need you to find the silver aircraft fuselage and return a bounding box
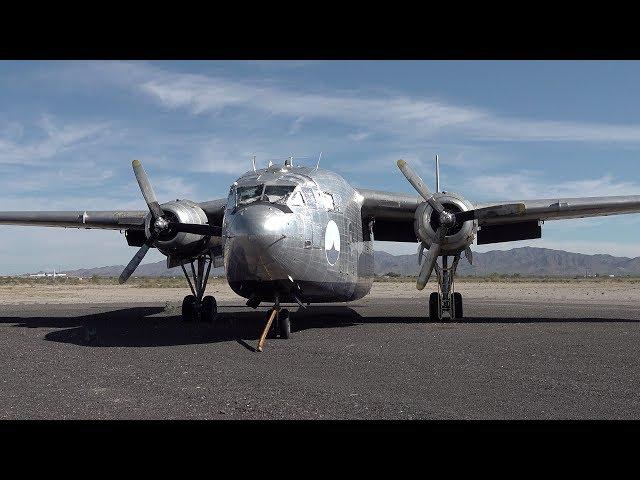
[223,164,374,303]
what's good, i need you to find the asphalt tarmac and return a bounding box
[1,297,639,419]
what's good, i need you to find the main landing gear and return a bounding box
[428,254,464,322]
[180,253,217,323]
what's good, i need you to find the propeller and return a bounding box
[397,159,526,290]
[118,160,220,284]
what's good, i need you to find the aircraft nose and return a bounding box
[224,204,294,283]
[226,204,289,246]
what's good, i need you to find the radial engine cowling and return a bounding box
[145,199,212,256]
[414,192,478,253]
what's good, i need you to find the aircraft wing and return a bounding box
[473,195,640,225]
[357,188,422,242]
[0,199,228,231]
[357,188,640,243]
[0,210,148,230]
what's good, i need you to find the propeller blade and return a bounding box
[132,159,164,219]
[465,246,473,265]
[418,242,425,265]
[118,233,157,284]
[453,203,526,224]
[396,159,444,214]
[169,222,222,236]
[417,241,441,290]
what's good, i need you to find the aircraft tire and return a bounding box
[278,309,291,339]
[182,295,197,322]
[429,292,442,322]
[453,292,463,319]
[202,295,217,323]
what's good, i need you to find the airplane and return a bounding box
[2,155,640,350]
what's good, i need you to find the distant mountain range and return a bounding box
[56,247,640,278]
[374,247,640,276]
[62,262,225,278]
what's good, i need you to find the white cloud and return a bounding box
[288,116,304,135]
[0,167,115,194]
[465,172,640,201]
[348,131,372,142]
[0,115,109,165]
[193,138,258,175]
[89,61,640,145]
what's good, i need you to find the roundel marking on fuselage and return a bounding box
[324,219,341,266]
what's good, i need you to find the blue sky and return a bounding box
[3,60,640,274]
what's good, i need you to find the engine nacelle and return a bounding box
[415,192,477,253]
[144,199,214,257]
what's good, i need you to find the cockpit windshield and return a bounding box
[235,184,297,206]
[262,185,296,203]
[237,184,264,206]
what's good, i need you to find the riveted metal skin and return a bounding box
[223,165,374,303]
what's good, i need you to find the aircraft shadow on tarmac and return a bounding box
[0,305,637,349]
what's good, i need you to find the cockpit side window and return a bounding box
[300,187,317,207]
[287,189,305,207]
[237,184,264,206]
[321,192,335,211]
[227,186,236,209]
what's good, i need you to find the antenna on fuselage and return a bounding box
[435,154,441,193]
[315,151,322,171]
[252,154,256,172]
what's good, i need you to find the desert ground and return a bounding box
[1,278,640,305]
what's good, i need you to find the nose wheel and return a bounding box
[278,308,291,339]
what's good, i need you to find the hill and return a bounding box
[58,246,640,278]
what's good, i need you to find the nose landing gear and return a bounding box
[256,297,292,352]
[179,253,217,323]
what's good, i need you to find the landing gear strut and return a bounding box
[429,254,464,321]
[180,252,217,323]
[256,297,292,352]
